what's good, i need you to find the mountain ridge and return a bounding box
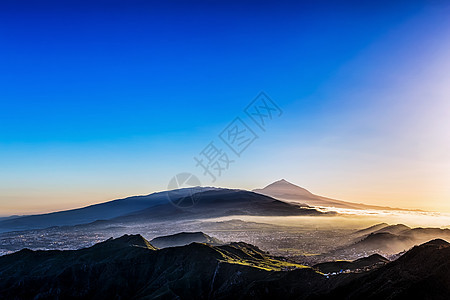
[150,232,224,248]
[0,188,330,234]
[322,239,450,299]
[2,235,450,299]
[0,187,216,233]
[331,223,450,257]
[254,179,420,211]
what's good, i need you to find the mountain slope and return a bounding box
[333,223,450,257]
[150,232,223,248]
[313,254,389,274]
[322,239,450,299]
[372,224,411,235]
[2,236,450,299]
[0,187,215,233]
[354,223,389,235]
[0,234,321,299]
[254,179,410,210]
[114,189,330,223]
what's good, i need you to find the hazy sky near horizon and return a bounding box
[0,1,449,215]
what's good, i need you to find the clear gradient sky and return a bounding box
[0,0,449,216]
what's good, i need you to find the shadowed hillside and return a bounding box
[150,232,224,248]
[331,223,450,257]
[114,189,330,224]
[0,234,319,299]
[0,188,330,234]
[313,254,389,274]
[321,239,450,299]
[2,234,450,299]
[0,187,216,233]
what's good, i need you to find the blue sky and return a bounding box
[1,1,449,215]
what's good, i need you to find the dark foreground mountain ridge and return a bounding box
[0,234,321,299]
[1,234,450,299]
[320,239,450,299]
[150,232,224,248]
